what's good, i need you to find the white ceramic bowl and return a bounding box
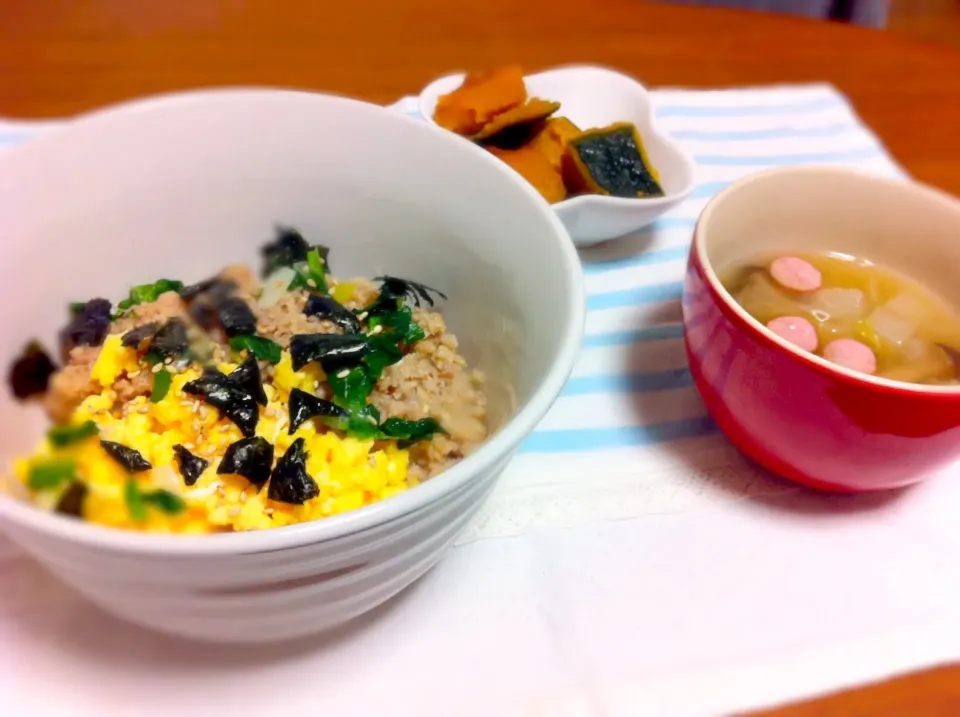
[0,88,584,643]
[418,65,696,246]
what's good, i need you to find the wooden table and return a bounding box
[3,1,960,713]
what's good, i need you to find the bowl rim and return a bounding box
[416,63,697,210]
[0,87,587,554]
[693,164,960,398]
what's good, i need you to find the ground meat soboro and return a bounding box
[25,242,488,526]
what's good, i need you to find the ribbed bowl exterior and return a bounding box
[4,453,510,642]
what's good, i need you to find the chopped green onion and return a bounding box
[124,478,148,522]
[142,489,187,515]
[117,279,184,311]
[125,480,185,520]
[327,366,377,411]
[228,335,283,364]
[27,459,77,490]
[287,248,328,294]
[47,420,99,448]
[150,368,172,403]
[380,417,445,448]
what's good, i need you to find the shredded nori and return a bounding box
[59,298,112,360]
[7,341,57,400]
[267,438,318,504]
[261,226,331,279]
[228,355,268,406]
[100,440,153,472]
[188,300,220,332]
[289,333,369,372]
[217,297,258,338]
[261,226,310,278]
[172,444,209,486]
[55,481,87,518]
[121,322,160,349]
[178,277,236,304]
[149,318,189,359]
[218,436,274,487]
[303,295,362,334]
[182,366,260,437]
[288,388,349,434]
[369,276,447,313]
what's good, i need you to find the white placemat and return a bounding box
[2,85,958,717]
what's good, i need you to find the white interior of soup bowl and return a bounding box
[696,165,960,393]
[0,88,585,552]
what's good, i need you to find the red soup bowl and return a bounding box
[682,166,960,492]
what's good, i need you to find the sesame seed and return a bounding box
[184,442,195,450]
[367,415,378,425]
[337,369,350,378]
[152,364,164,374]
[228,506,241,517]
[127,370,141,378]
[137,406,149,414]
[370,325,383,335]
[192,400,201,413]
[180,400,192,407]
[192,421,202,433]
[358,312,368,321]
[264,408,276,418]
[239,491,247,503]
[164,357,173,366]
[306,279,317,288]
[313,380,320,389]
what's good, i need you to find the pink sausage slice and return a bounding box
[770,256,822,292]
[823,338,877,375]
[766,316,818,353]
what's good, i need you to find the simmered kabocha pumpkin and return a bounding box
[562,122,665,199]
[468,98,561,142]
[434,65,527,136]
[527,117,582,171]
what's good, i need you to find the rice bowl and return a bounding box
[0,88,584,641]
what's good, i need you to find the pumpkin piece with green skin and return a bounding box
[562,122,665,199]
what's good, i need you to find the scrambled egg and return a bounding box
[14,336,413,533]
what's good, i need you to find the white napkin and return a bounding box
[3,86,959,717]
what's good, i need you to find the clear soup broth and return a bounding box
[721,252,960,386]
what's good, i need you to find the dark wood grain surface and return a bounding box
[3,1,960,713]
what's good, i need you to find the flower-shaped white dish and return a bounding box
[419,65,696,246]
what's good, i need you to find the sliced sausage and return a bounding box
[770,256,822,293]
[766,316,818,353]
[823,338,877,375]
